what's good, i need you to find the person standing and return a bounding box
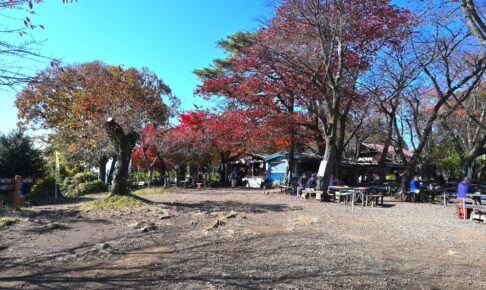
[230,169,238,189]
[457,177,472,200]
[457,177,474,218]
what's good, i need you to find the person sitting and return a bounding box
[329,175,338,187]
[306,173,317,190]
[408,176,420,202]
[297,173,309,196]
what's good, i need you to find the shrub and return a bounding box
[31,174,56,193]
[76,181,107,196]
[61,171,101,197]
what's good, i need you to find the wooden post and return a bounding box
[13,175,22,207]
[463,198,466,220]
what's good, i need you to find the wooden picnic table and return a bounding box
[454,197,486,220]
[327,186,357,212]
[467,192,486,205]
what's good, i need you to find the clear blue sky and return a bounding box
[0,0,272,134]
[0,0,410,135]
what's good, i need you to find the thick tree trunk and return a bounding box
[461,157,474,180]
[286,129,296,186]
[219,152,228,183]
[98,156,108,183]
[157,154,167,187]
[106,119,138,196]
[320,138,337,191]
[107,155,117,184]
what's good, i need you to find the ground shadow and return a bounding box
[158,200,302,214]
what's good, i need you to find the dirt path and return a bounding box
[1,188,485,289]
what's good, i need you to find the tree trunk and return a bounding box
[461,157,474,180]
[320,138,337,191]
[158,155,167,187]
[286,129,296,186]
[141,145,154,181]
[219,152,228,183]
[98,156,108,183]
[107,155,117,184]
[106,119,138,196]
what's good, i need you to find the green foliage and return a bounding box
[0,129,46,179]
[80,194,149,210]
[437,151,461,179]
[31,174,56,193]
[194,32,255,80]
[61,171,105,197]
[76,181,108,196]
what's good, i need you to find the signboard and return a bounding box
[317,160,327,177]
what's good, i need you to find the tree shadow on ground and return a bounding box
[158,200,303,214]
[0,230,456,290]
[28,195,95,206]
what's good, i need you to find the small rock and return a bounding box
[90,242,118,255]
[130,221,144,230]
[159,209,171,219]
[210,218,227,230]
[140,222,157,232]
[224,211,238,219]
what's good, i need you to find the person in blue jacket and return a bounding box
[407,176,420,201]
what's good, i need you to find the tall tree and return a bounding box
[0,129,45,178]
[16,61,173,195]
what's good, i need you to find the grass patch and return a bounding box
[133,187,173,196]
[80,194,151,210]
[0,217,17,230]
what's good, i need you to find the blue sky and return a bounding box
[0,0,410,135]
[0,0,272,134]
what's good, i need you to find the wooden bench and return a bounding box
[301,189,321,199]
[453,199,486,220]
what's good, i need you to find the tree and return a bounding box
[440,82,486,179]
[0,129,45,178]
[198,0,410,187]
[390,2,486,188]
[16,61,173,195]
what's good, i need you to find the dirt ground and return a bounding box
[1,188,485,290]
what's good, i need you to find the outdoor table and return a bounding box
[467,192,486,205]
[328,186,356,213]
[368,185,389,195]
[353,187,368,206]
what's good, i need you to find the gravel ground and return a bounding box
[0,188,485,289]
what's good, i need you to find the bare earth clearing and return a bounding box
[1,188,485,289]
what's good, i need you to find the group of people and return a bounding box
[297,172,318,195]
[408,175,484,205]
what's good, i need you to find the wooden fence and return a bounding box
[0,176,33,207]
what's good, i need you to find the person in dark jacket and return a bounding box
[306,173,317,189]
[297,173,309,196]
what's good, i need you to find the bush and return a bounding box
[31,174,56,193]
[61,171,101,197]
[76,181,107,196]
